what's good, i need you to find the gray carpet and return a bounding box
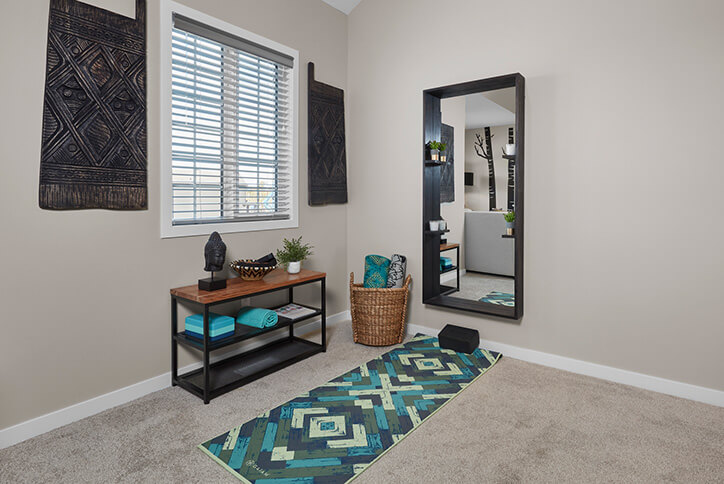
[452,271,515,301]
[1,323,722,483]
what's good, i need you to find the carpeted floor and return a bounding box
[453,272,514,301]
[1,322,722,483]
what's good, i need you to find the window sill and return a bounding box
[161,217,298,239]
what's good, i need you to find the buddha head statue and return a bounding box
[203,231,226,273]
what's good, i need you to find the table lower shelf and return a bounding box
[175,336,323,402]
[440,284,458,296]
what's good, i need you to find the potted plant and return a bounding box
[439,142,448,162]
[276,236,313,274]
[427,141,441,161]
[504,211,515,235]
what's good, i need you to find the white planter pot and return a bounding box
[287,261,301,274]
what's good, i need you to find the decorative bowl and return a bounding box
[230,260,277,281]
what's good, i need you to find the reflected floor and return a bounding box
[444,271,514,301]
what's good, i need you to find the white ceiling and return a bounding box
[464,90,515,129]
[322,0,363,15]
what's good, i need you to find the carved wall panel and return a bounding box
[39,0,147,210]
[308,62,347,206]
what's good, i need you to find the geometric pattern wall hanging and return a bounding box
[39,0,147,210]
[199,334,501,483]
[308,62,348,205]
[440,123,455,203]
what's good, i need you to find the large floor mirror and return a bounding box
[422,73,524,319]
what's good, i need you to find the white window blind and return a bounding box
[170,15,294,225]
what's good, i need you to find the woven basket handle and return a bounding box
[402,274,412,290]
[349,272,355,286]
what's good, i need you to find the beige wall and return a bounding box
[439,97,466,270]
[2,0,724,432]
[0,0,348,429]
[347,0,724,391]
[465,124,515,212]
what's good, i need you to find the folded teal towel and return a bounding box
[236,307,279,328]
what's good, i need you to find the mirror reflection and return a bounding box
[438,87,516,307]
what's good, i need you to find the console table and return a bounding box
[170,269,326,403]
[440,242,460,295]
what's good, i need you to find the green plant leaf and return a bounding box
[276,236,314,265]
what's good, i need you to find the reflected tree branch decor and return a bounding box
[39,0,147,210]
[474,128,496,209]
[507,127,515,211]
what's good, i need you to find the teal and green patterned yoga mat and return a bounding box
[480,291,515,307]
[199,334,501,483]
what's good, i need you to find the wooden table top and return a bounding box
[170,269,326,304]
[440,243,459,250]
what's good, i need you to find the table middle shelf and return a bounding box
[174,304,322,352]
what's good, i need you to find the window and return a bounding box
[160,2,298,237]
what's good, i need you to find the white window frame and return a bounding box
[159,0,299,238]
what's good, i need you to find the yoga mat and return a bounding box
[199,334,501,483]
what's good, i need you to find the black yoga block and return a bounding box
[438,324,479,354]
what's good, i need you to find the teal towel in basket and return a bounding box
[236,307,279,329]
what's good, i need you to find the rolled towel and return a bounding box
[255,253,277,267]
[236,307,279,328]
[363,255,391,288]
[242,254,277,268]
[386,254,407,288]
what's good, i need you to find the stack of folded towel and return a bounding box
[236,307,279,328]
[440,256,454,272]
[185,313,235,341]
[184,307,280,341]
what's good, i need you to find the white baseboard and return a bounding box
[406,322,724,408]
[440,269,465,284]
[0,310,350,450]
[5,311,720,450]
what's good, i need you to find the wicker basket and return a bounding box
[350,272,412,346]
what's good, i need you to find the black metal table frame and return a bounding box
[440,244,460,296]
[171,277,326,404]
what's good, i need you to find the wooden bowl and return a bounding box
[230,260,277,281]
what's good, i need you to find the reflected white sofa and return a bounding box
[464,210,514,277]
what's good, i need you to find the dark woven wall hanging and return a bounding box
[39,0,147,210]
[440,123,455,203]
[308,62,347,205]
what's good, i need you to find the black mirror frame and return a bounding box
[422,73,525,320]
